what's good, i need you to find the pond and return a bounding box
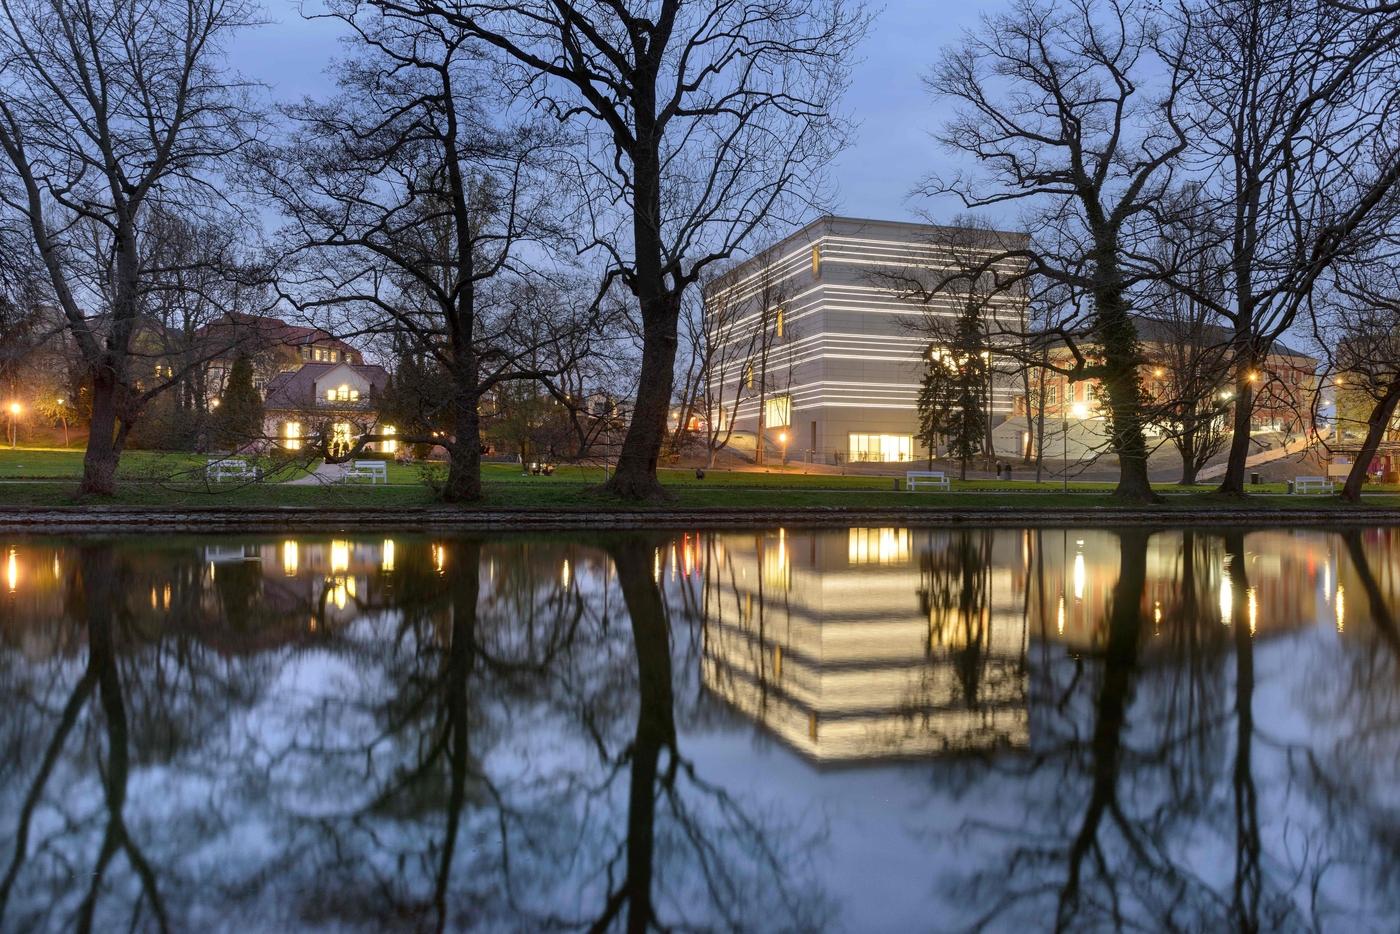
[0,526,1397,932]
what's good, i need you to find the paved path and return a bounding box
[1195,435,1315,481]
[285,462,348,486]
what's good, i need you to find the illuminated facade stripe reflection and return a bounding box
[697,528,1333,763]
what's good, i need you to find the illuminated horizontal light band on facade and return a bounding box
[706,216,1029,462]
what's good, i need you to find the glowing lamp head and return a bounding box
[778,431,788,444]
[7,402,19,416]
[1070,402,1089,419]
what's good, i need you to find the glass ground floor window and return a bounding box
[848,433,912,462]
[330,421,354,457]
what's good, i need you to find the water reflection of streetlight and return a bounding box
[330,540,350,574]
[381,538,395,573]
[282,540,299,577]
[6,548,17,593]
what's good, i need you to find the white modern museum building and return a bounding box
[704,216,1028,464]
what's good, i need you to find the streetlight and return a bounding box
[6,401,20,449]
[778,430,789,466]
[54,398,69,447]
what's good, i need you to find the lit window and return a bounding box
[330,422,353,456]
[329,350,338,363]
[381,425,397,455]
[775,307,784,338]
[284,421,302,451]
[848,433,912,463]
[764,394,791,428]
[745,363,755,390]
[811,244,821,277]
[314,348,325,362]
[349,389,360,402]
[325,388,335,401]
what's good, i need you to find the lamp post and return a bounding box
[7,402,20,449]
[778,430,789,466]
[55,398,69,447]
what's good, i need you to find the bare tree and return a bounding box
[377,0,869,498]
[252,2,595,501]
[1316,242,1400,500]
[0,0,261,494]
[743,263,791,466]
[881,218,1029,466]
[690,268,758,468]
[923,0,1192,502]
[1177,0,1400,494]
[1147,191,1234,484]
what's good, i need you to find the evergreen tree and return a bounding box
[916,353,955,469]
[916,309,988,480]
[212,354,263,449]
[379,353,449,458]
[946,308,988,481]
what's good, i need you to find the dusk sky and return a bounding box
[233,2,996,238]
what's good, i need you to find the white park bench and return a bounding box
[206,457,257,483]
[906,470,951,492]
[343,460,388,484]
[1292,475,1334,495]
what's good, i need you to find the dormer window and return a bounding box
[325,383,359,403]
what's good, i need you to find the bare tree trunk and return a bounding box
[1341,384,1400,502]
[1178,427,1198,485]
[443,361,483,502]
[1094,270,1159,502]
[606,297,678,500]
[1219,373,1254,494]
[80,370,122,496]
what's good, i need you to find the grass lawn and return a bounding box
[1,447,1394,512]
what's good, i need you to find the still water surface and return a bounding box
[1,526,1397,932]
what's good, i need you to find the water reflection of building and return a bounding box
[0,537,429,657]
[698,528,1030,763]
[209,537,401,624]
[694,527,1339,763]
[1025,529,1327,649]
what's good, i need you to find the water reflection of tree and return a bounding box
[1292,529,1400,923]
[0,541,272,932]
[548,535,825,932]
[919,529,998,710]
[945,529,1301,931]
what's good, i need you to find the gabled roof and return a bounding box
[1128,314,1315,363]
[198,312,360,358]
[262,362,390,411]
